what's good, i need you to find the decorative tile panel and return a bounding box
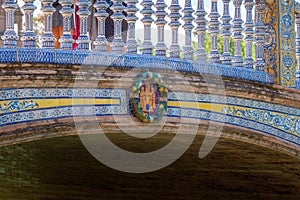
[279,0,297,86]
[263,1,279,84]
[18,48,37,63]
[0,88,299,146]
[37,49,56,63]
[0,48,17,63]
[168,92,300,145]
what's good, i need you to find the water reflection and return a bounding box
[0,134,299,199]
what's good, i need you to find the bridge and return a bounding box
[0,0,299,161]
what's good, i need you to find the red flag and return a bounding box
[72,4,80,50]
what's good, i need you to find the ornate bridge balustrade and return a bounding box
[0,0,300,88]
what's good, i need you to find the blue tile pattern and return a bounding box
[0,100,39,113]
[167,107,299,146]
[168,92,300,146]
[0,88,299,146]
[0,47,274,84]
[0,88,128,127]
[0,88,126,101]
[222,106,299,136]
[278,0,297,87]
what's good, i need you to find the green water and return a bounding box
[0,135,299,200]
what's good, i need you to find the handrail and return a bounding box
[0,47,275,84]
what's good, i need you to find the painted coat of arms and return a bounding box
[130,72,168,123]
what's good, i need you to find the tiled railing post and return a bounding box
[155,0,167,56]
[296,11,300,89]
[76,0,92,51]
[111,0,125,53]
[182,0,195,60]
[195,0,207,62]
[220,0,232,65]
[278,0,296,87]
[208,0,220,63]
[232,0,244,67]
[21,0,37,48]
[243,0,255,69]
[59,0,74,50]
[168,0,182,58]
[141,0,154,55]
[41,0,56,48]
[1,0,19,47]
[93,0,109,52]
[126,0,139,54]
[254,0,265,71]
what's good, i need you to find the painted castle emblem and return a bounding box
[139,83,159,114]
[130,72,168,123]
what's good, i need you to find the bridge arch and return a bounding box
[0,50,299,158]
[0,0,299,159]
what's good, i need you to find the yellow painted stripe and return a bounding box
[167,101,225,113]
[1,98,298,136]
[0,98,120,112]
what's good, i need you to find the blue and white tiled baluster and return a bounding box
[21,0,37,48]
[194,0,207,62]
[76,0,92,51]
[111,0,125,54]
[155,0,167,56]
[208,0,220,63]
[220,0,232,65]
[59,0,74,50]
[243,0,255,69]
[41,0,56,48]
[182,0,195,60]
[141,0,154,55]
[93,0,109,52]
[254,0,265,71]
[232,0,244,67]
[168,0,182,58]
[1,0,19,47]
[126,0,139,54]
[295,10,300,89]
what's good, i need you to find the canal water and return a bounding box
[0,134,299,200]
